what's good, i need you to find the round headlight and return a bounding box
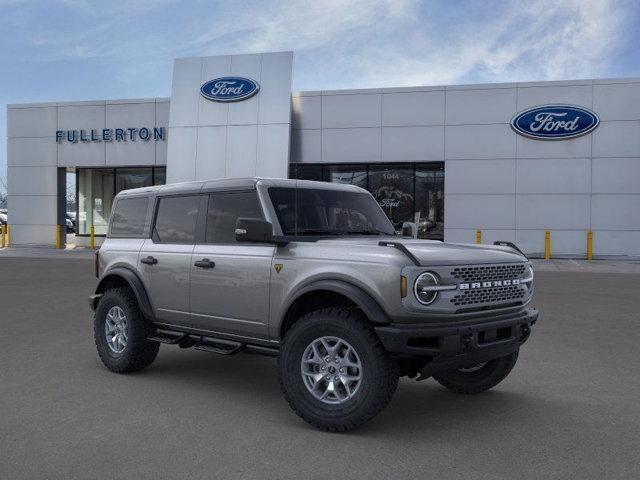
[414,272,439,305]
[525,264,534,290]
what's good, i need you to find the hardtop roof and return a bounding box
[116,177,367,198]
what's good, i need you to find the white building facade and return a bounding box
[6,52,640,257]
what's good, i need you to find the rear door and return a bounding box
[139,194,203,326]
[189,191,274,339]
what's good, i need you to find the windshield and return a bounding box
[268,187,396,236]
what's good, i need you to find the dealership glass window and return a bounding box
[78,169,115,235]
[115,168,153,194]
[415,164,444,240]
[289,164,322,181]
[323,164,367,189]
[291,162,445,240]
[76,167,166,236]
[367,164,414,231]
[154,168,166,186]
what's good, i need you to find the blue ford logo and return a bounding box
[511,105,599,140]
[200,77,260,102]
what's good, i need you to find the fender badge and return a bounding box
[274,264,283,273]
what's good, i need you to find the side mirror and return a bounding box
[235,218,274,243]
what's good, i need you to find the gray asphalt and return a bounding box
[1,257,639,479]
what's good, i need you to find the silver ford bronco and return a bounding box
[91,178,538,431]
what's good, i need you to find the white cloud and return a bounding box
[316,0,627,88]
[17,0,631,89]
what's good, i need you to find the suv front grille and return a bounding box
[451,264,526,283]
[451,285,525,307]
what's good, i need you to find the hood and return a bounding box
[395,239,526,265]
[313,237,527,266]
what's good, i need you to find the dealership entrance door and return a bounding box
[289,162,444,240]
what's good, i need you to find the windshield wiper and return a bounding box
[290,229,344,236]
[343,230,383,235]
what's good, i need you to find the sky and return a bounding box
[1,0,639,190]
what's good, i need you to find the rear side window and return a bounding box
[152,195,200,244]
[205,191,263,244]
[109,197,149,238]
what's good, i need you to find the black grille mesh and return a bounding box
[451,285,525,307]
[451,264,526,283]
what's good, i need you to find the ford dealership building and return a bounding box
[6,51,640,257]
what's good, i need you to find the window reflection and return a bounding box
[154,168,166,186]
[368,164,414,231]
[290,164,322,181]
[323,164,367,189]
[77,167,166,236]
[115,168,153,194]
[415,165,444,239]
[292,162,445,240]
[78,169,114,235]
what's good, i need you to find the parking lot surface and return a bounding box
[1,255,639,479]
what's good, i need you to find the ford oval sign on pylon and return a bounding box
[510,105,599,140]
[200,77,260,102]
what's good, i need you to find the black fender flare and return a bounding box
[93,266,155,321]
[283,279,391,326]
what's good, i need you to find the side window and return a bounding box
[153,195,200,244]
[109,197,149,238]
[205,191,263,244]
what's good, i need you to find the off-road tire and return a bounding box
[278,307,399,432]
[433,350,519,394]
[94,287,160,373]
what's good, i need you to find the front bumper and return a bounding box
[375,307,538,374]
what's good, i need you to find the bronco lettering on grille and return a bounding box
[459,279,521,290]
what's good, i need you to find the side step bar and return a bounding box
[148,328,278,357]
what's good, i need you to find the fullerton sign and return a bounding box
[510,105,599,140]
[55,127,165,143]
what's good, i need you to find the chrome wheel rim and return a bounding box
[458,362,488,373]
[300,336,362,405]
[105,306,128,354]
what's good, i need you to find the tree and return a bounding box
[0,176,7,209]
[66,175,76,212]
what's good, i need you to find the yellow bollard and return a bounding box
[544,230,551,260]
[587,230,593,261]
[89,224,95,250]
[6,224,10,246]
[475,229,482,244]
[1,224,5,248]
[55,225,62,249]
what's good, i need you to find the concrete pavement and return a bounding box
[0,256,639,479]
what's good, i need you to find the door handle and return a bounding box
[141,256,158,265]
[194,258,215,269]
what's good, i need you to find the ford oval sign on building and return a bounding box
[200,77,260,102]
[511,105,599,140]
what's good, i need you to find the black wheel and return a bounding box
[94,287,160,373]
[432,350,519,394]
[278,307,399,432]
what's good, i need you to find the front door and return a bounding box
[139,194,202,326]
[189,191,274,340]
